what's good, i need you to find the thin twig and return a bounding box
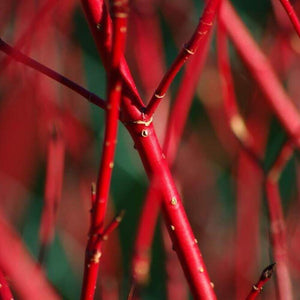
[246,263,276,300]
[0,38,105,109]
[145,0,221,117]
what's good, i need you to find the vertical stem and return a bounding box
[80,1,129,299]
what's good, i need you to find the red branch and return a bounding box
[80,1,129,299]
[220,1,300,148]
[246,263,276,300]
[132,26,213,285]
[145,0,221,117]
[126,121,216,299]
[80,0,144,110]
[279,0,300,37]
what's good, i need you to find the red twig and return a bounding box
[131,25,213,285]
[39,124,65,264]
[145,0,221,117]
[0,269,14,300]
[279,0,300,37]
[80,0,144,110]
[265,141,293,300]
[246,263,276,300]
[0,39,105,109]
[80,1,129,299]
[101,210,125,240]
[126,121,216,299]
[220,1,300,148]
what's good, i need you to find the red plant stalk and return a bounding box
[80,1,129,299]
[0,213,59,300]
[145,0,222,117]
[279,0,300,37]
[0,269,14,300]
[220,1,300,148]
[246,263,276,300]
[132,29,213,285]
[265,142,293,300]
[126,121,216,299]
[80,0,144,110]
[39,124,65,264]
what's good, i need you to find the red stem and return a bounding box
[145,0,221,117]
[132,27,213,285]
[126,121,216,299]
[279,0,300,37]
[80,0,144,110]
[80,1,129,299]
[246,263,276,300]
[220,1,300,148]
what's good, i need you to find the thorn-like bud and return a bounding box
[260,263,276,280]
